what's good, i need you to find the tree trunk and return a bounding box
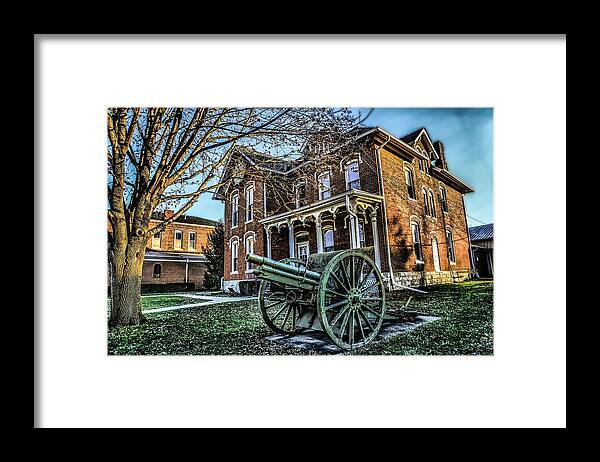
[109,238,146,327]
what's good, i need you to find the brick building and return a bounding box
[214,126,474,293]
[109,210,220,291]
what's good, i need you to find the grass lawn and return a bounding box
[108,281,493,355]
[107,294,212,313]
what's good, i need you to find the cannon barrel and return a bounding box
[246,253,322,281]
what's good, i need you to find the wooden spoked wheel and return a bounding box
[258,258,307,334]
[317,250,386,350]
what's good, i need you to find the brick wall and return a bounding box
[379,144,471,274]
[147,220,214,253]
[142,260,209,289]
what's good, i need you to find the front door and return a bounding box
[432,236,441,272]
[296,242,310,263]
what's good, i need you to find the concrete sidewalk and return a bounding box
[142,294,257,314]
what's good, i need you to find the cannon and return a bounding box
[246,247,389,350]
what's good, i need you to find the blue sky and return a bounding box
[188,108,493,227]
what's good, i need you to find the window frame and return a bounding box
[446,228,456,264]
[405,166,416,200]
[231,191,239,228]
[294,179,307,208]
[174,229,183,250]
[344,160,361,191]
[230,238,239,274]
[440,186,449,213]
[188,231,196,250]
[152,263,161,278]
[152,232,162,249]
[422,187,429,216]
[245,184,254,223]
[429,189,436,218]
[244,233,255,272]
[411,220,424,264]
[318,172,332,200]
[322,226,335,252]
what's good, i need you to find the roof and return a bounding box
[400,127,427,144]
[469,223,493,241]
[151,212,220,227]
[144,250,208,263]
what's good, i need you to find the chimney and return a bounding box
[433,141,448,169]
[164,209,174,220]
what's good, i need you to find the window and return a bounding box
[318,173,331,200]
[231,192,239,227]
[418,159,424,172]
[245,186,254,222]
[152,232,161,249]
[440,186,448,212]
[188,232,196,250]
[152,263,161,278]
[405,168,416,199]
[323,228,335,252]
[422,187,429,216]
[231,240,239,273]
[411,221,423,262]
[429,190,436,218]
[345,161,360,190]
[174,230,183,250]
[358,221,366,247]
[245,235,254,272]
[446,228,456,263]
[294,180,307,208]
[295,232,310,263]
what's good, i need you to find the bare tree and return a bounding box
[107,107,370,326]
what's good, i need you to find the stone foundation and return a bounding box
[382,270,469,289]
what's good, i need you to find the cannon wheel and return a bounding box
[317,250,386,350]
[258,258,307,334]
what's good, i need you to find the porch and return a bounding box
[260,190,386,270]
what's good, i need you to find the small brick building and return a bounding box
[214,126,475,293]
[109,211,219,291]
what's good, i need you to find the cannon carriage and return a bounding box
[246,247,402,350]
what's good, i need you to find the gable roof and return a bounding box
[469,223,493,241]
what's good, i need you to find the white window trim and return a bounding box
[151,232,162,249]
[231,191,239,229]
[188,231,196,251]
[244,231,256,273]
[439,185,449,214]
[230,237,240,275]
[174,229,183,250]
[317,172,332,201]
[245,184,255,224]
[411,220,424,263]
[445,227,456,264]
[429,189,437,219]
[294,179,307,209]
[344,159,361,191]
[322,226,335,251]
[404,163,417,200]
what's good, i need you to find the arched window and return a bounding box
[422,187,429,216]
[345,160,360,190]
[411,221,423,263]
[230,238,239,274]
[405,166,416,199]
[231,191,239,228]
[245,233,255,272]
[446,228,456,263]
[294,180,307,208]
[318,172,331,200]
[439,186,448,213]
[153,263,161,278]
[429,190,436,218]
[245,184,254,223]
[323,228,335,252]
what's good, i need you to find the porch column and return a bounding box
[265,226,272,259]
[288,223,295,258]
[349,216,358,249]
[315,215,324,253]
[370,207,381,269]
